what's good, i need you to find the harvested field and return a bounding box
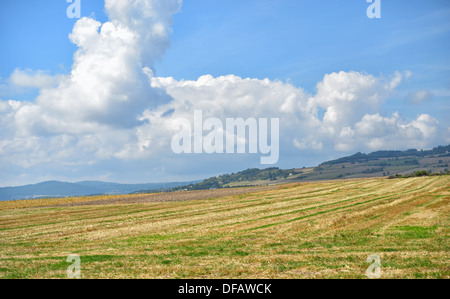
[48,186,279,207]
[0,176,448,279]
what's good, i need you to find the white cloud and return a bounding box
[388,70,411,90]
[9,69,62,89]
[1,69,445,175]
[311,71,413,135]
[1,0,183,181]
[146,73,443,154]
[294,139,323,150]
[9,0,181,138]
[105,0,182,65]
[0,0,447,185]
[352,112,439,150]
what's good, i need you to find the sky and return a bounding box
[0,0,449,187]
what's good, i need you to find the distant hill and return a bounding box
[170,168,301,191]
[320,145,450,166]
[169,144,450,191]
[2,145,449,201]
[0,181,197,201]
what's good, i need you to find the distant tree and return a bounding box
[414,171,429,177]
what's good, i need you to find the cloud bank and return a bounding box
[0,0,447,185]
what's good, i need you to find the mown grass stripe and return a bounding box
[248,194,398,230]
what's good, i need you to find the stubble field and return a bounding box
[0,176,448,279]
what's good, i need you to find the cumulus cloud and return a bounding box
[0,68,445,181]
[105,0,182,65]
[0,0,447,185]
[294,139,323,150]
[146,72,442,154]
[353,113,439,149]
[9,0,182,138]
[312,71,412,135]
[9,69,62,89]
[0,0,182,184]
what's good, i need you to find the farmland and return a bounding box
[170,145,450,191]
[0,176,448,279]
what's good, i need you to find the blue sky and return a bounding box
[0,0,449,186]
[2,1,449,117]
[160,1,449,85]
[158,0,450,120]
[0,1,104,75]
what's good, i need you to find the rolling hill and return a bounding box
[0,180,198,201]
[170,144,450,191]
[2,144,449,201]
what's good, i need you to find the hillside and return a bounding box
[170,145,450,191]
[0,176,448,278]
[2,145,449,201]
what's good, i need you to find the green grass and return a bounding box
[0,176,448,279]
[393,226,437,239]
